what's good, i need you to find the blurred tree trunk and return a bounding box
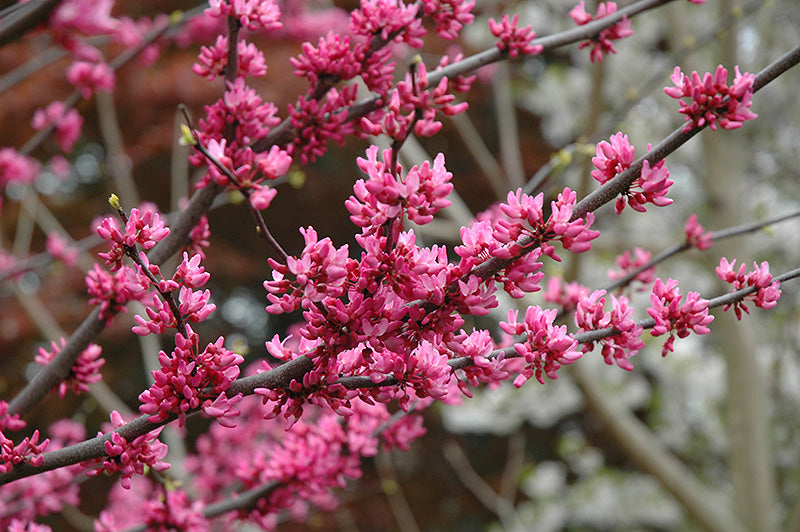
[701,1,777,529]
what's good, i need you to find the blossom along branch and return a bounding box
[252,0,675,154]
[573,40,800,220]
[3,0,672,420]
[3,260,798,487]
[1,1,798,528]
[605,209,800,292]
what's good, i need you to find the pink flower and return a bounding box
[543,277,590,312]
[350,0,426,47]
[85,264,143,323]
[138,327,243,427]
[591,132,636,184]
[591,133,673,214]
[715,258,781,319]
[290,32,364,86]
[193,36,268,80]
[421,0,475,40]
[287,86,357,164]
[346,146,453,231]
[0,429,49,474]
[488,14,543,58]
[0,400,26,432]
[265,227,350,313]
[206,0,283,31]
[141,489,209,532]
[50,0,118,34]
[35,338,105,398]
[96,207,170,270]
[647,278,713,356]
[664,65,757,132]
[608,247,656,287]
[500,306,582,386]
[45,232,79,267]
[575,290,644,370]
[7,520,53,532]
[65,61,115,99]
[31,102,83,153]
[684,214,713,250]
[0,148,41,188]
[569,1,633,62]
[83,411,170,489]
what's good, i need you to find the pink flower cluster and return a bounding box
[361,61,469,140]
[0,401,26,433]
[592,132,673,214]
[7,519,52,532]
[193,35,268,80]
[608,247,656,287]
[35,339,104,398]
[31,102,83,153]
[684,213,713,250]
[96,206,170,271]
[647,278,714,356]
[0,421,85,528]
[664,65,757,132]
[575,290,644,370]
[131,252,216,336]
[421,0,476,40]
[488,14,543,58]
[265,226,350,313]
[82,411,170,490]
[0,148,40,188]
[65,61,115,99]
[85,263,146,324]
[716,258,781,319]
[0,430,48,474]
[206,0,283,32]
[543,277,590,312]
[500,307,582,386]
[346,145,454,231]
[138,326,244,427]
[569,1,634,62]
[45,233,78,267]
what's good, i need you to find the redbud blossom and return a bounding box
[0,148,41,189]
[608,247,656,287]
[139,327,244,427]
[7,519,53,532]
[684,214,713,250]
[592,133,673,214]
[96,207,170,270]
[31,102,83,153]
[193,36,267,80]
[664,65,757,132]
[35,339,105,398]
[500,307,582,386]
[206,0,283,31]
[65,61,115,99]
[575,290,644,370]
[421,0,475,40]
[0,430,49,474]
[45,232,79,267]
[647,278,713,356]
[569,1,633,62]
[488,14,543,58]
[716,258,781,319]
[83,411,170,489]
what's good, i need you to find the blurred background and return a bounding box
[1,0,800,530]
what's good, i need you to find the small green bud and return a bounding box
[108,194,121,210]
[179,124,197,146]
